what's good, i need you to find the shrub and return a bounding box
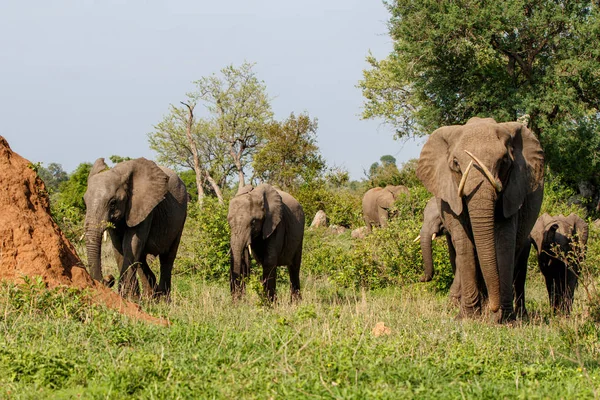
[176,197,231,281]
[293,181,363,228]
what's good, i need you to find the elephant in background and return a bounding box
[417,117,544,322]
[84,158,188,298]
[227,184,305,301]
[417,198,454,281]
[530,213,589,314]
[362,185,410,232]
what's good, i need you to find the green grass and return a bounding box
[1,272,599,399]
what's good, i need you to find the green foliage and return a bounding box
[176,197,231,280]
[293,181,363,228]
[108,155,132,164]
[302,185,453,291]
[253,112,325,191]
[49,162,91,241]
[36,163,68,193]
[360,0,600,191]
[540,171,588,217]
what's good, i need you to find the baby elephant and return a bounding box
[530,213,589,314]
[416,198,453,282]
[227,184,305,302]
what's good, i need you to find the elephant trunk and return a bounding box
[230,234,251,282]
[85,224,104,282]
[469,195,500,313]
[420,229,435,282]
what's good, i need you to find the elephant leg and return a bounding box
[120,222,150,298]
[446,235,461,304]
[494,217,518,323]
[138,254,157,298]
[155,234,182,299]
[513,243,530,318]
[262,264,278,302]
[289,250,302,302]
[364,216,373,233]
[563,263,579,315]
[451,233,480,318]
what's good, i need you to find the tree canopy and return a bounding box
[252,112,325,191]
[360,0,600,189]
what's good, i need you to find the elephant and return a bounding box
[362,185,410,232]
[416,117,544,322]
[227,183,305,301]
[530,213,589,314]
[83,157,188,298]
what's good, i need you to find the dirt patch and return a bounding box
[0,136,167,325]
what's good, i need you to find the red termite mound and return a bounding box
[0,136,167,325]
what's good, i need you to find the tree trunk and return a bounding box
[181,101,205,206]
[205,171,224,204]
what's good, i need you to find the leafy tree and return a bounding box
[108,155,132,164]
[252,112,325,191]
[368,155,402,187]
[37,163,68,193]
[56,163,92,213]
[148,101,230,204]
[359,0,600,189]
[192,62,273,191]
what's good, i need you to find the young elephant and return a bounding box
[530,213,589,314]
[362,185,409,232]
[227,184,305,301]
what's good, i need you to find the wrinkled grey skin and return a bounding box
[530,213,589,314]
[362,185,410,232]
[84,158,188,298]
[417,117,544,323]
[227,184,305,301]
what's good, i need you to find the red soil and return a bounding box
[0,136,167,325]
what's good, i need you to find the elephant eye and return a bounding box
[109,199,117,209]
[451,158,460,172]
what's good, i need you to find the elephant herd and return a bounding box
[82,117,590,323]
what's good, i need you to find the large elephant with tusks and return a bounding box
[416,117,544,323]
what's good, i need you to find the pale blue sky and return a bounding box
[0,0,422,179]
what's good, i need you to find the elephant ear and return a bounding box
[114,158,170,227]
[256,184,283,239]
[531,213,552,252]
[417,125,464,215]
[566,213,589,245]
[89,158,109,178]
[377,188,396,209]
[499,122,544,218]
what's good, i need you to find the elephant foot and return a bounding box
[419,274,433,283]
[102,274,115,288]
[491,308,517,324]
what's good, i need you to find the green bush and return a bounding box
[176,197,231,281]
[293,181,363,228]
[301,185,454,292]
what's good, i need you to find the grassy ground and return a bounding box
[1,269,599,399]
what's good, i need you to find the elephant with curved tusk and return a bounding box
[417,117,544,322]
[362,185,410,232]
[83,158,188,299]
[227,183,305,302]
[530,213,589,315]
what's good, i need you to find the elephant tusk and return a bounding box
[457,161,473,198]
[413,235,421,243]
[247,244,252,255]
[432,233,437,241]
[103,230,108,242]
[79,233,85,242]
[464,150,502,193]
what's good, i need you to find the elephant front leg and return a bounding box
[262,264,278,302]
[120,225,150,299]
[288,251,302,302]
